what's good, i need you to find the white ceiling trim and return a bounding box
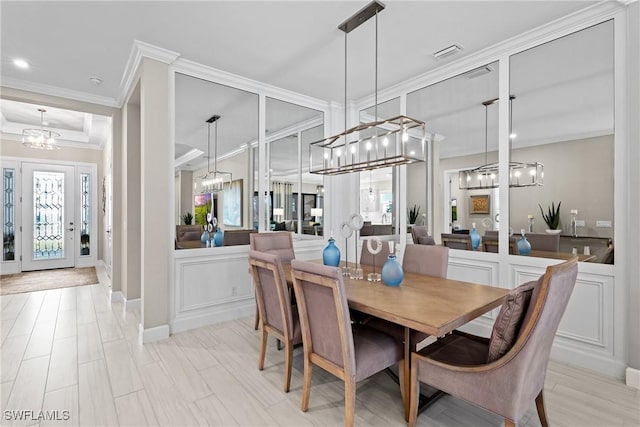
[174,147,204,169]
[1,76,119,108]
[354,0,625,110]
[117,39,180,107]
[1,133,103,150]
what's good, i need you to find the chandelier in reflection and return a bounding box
[22,108,61,150]
[196,115,232,194]
[458,96,543,190]
[309,1,426,176]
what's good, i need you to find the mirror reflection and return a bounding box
[509,20,614,263]
[266,97,324,236]
[174,73,258,248]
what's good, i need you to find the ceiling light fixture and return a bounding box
[13,58,29,69]
[309,0,426,175]
[433,43,462,59]
[195,115,232,194]
[458,96,543,190]
[89,77,103,86]
[22,108,60,150]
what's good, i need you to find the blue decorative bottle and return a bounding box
[213,229,224,247]
[382,254,403,287]
[323,237,341,267]
[470,222,481,250]
[201,229,209,247]
[517,229,531,255]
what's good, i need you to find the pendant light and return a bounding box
[196,115,232,194]
[458,96,543,190]
[309,0,426,175]
[22,108,60,150]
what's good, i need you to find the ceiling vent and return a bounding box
[462,65,493,79]
[433,43,462,59]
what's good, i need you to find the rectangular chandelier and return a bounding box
[458,161,543,190]
[309,115,426,175]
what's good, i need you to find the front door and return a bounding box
[21,163,75,271]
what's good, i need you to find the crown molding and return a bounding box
[355,1,627,109]
[117,40,180,107]
[0,77,119,108]
[1,134,103,151]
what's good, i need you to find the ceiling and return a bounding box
[1,1,611,166]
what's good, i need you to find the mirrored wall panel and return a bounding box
[407,61,499,249]
[174,73,258,247]
[509,21,614,263]
[266,97,324,236]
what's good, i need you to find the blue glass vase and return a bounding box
[323,237,341,267]
[201,230,209,246]
[470,223,481,250]
[517,231,531,255]
[213,230,224,247]
[381,254,403,287]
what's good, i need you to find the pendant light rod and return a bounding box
[206,114,221,173]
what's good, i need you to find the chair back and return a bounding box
[403,245,449,278]
[248,250,295,340]
[249,231,295,263]
[224,229,257,246]
[483,236,519,254]
[359,240,391,267]
[290,260,355,378]
[502,258,578,416]
[411,226,427,244]
[524,232,560,252]
[441,233,472,250]
[176,225,203,242]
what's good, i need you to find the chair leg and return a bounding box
[301,356,312,412]
[258,329,267,371]
[398,361,405,404]
[344,378,356,427]
[284,341,293,393]
[504,418,516,427]
[535,390,549,427]
[254,306,260,330]
[408,360,419,427]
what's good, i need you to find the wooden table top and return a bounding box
[527,250,594,262]
[285,262,508,337]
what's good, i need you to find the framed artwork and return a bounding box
[223,179,243,227]
[194,193,216,225]
[302,193,316,221]
[469,194,490,214]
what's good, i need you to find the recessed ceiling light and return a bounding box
[463,65,493,79]
[13,58,29,69]
[433,44,462,59]
[89,77,103,86]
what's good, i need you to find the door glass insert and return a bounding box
[3,168,15,261]
[80,173,90,256]
[33,171,65,259]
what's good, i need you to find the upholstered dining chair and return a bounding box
[359,239,391,267]
[411,226,435,245]
[247,250,302,392]
[408,257,579,427]
[250,231,295,330]
[290,260,404,427]
[441,233,473,250]
[524,232,560,252]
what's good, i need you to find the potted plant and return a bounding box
[538,201,561,233]
[182,212,194,225]
[407,204,420,225]
[80,234,90,255]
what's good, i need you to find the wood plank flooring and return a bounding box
[0,266,638,426]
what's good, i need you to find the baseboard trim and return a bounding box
[110,291,124,302]
[626,367,640,389]
[139,324,170,343]
[124,298,141,312]
[171,301,254,334]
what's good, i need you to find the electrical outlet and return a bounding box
[596,220,612,228]
[575,220,586,227]
[231,286,237,296]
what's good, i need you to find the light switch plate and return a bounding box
[575,220,586,227]
[596,220,612,227]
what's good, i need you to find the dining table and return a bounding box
[283,261,508,421]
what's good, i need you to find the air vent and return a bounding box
[463,65,493,79]
[433,44,462,59]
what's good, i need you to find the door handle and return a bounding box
[67,228,74,231]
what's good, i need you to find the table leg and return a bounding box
[403,326,411,421]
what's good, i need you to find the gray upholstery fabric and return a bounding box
[359,240,391,267]
[411,226,428,244]
[402,245,449,278]
[421,332,488,366]
[248,250,301,343]
[486,280,536,362]
[524,232,560,252]
[441,233,472,250]
[417,235,436,245]
[291,260,402,381]
[224,229,257,246]
[176,225,203,242]
[250,232,295,263]
[415,259,578,422]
